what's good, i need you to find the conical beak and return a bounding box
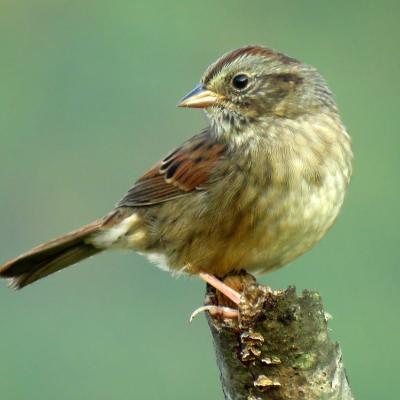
[177,84,224,108]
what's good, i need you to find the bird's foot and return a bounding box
[190,305,238,322]
[189,272,242,321]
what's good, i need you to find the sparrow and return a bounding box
[0,46,352,315]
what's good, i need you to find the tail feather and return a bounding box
[0,220,103,289]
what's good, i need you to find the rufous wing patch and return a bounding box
[117,130,227,207]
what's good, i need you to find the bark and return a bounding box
[205,273,353,400]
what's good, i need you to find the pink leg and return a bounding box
[190,272,242,322]
[198,272,241,305]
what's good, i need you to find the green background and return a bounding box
[0,1,398,399]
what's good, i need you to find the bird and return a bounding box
[0,46,352,316]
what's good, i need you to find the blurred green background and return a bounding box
[0,1,398,399]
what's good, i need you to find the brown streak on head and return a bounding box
[203,46,299,84]
[272,73,304,85]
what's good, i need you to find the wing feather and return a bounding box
[117,130,227,207]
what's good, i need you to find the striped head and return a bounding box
[179,46,336,131]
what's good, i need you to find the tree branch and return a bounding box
[205,273,354,400]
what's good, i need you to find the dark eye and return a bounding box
[232,74,249,90]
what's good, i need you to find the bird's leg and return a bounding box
[190,272,241,321]
[198,272,241,304]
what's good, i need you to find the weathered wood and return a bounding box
[205,273,353,400]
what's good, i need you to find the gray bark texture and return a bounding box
[205,273,353,400]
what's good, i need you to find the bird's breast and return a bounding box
[228,119,352,273]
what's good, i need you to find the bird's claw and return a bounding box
[190,305,239,322]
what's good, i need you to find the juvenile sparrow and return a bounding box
[0,46,352,310]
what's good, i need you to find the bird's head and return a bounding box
[178,46,335,132]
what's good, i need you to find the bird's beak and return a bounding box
[177,84,223,108]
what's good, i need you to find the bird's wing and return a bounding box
[117,130,227,207]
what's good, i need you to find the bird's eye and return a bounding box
[232,74,249,90]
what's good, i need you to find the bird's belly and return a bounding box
[240,174,347,274]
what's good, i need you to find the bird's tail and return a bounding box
[0,220,103,289]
